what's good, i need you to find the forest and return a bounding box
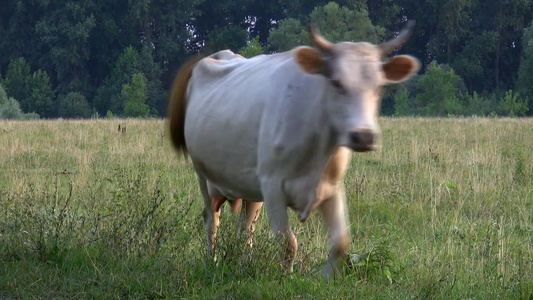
[0,0,532,119]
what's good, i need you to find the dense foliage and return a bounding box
[0,0,532,118]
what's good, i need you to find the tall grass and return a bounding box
[0,118,531,299]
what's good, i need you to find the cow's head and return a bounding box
[295,21,419,152]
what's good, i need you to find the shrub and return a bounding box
[23,112,40,120]
[57,92,91,119]
[497,90,528,117]
[0,97,23,119]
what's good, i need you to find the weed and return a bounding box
[345,239,395,283]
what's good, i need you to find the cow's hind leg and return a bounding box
[197,174,220,260]
[237,200,263,247]
[319,189,350,283]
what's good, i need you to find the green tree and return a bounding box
[398,0,532,93]
[466,0,532,90]
[2,0,532,119]
[3,57,30,107]
[58,92,91,119]
[122,73,149,118]
[452,31,498,92]
[393,86,410,116]
[25,70,55,118]
[367,0,402,32]
[268,2,384,52]
[94,46,142,114]
[0,84,7,106]
[87,0,138,85]
[426,0,474,63]
[139,47,165,116]
[416,62,463,116]
[239,36,265,58]
[94,45,164,116]
[308,2,384,44]
[190,0,252,52]
[516,22,533,114]
[35,1,96,96]
[268,18,308,52]
[206,25,248,52]
[0,1,43,76]
[245,1,285,46]
[275,0,369,21]
[492,0,532,89]
[134,0,204,84]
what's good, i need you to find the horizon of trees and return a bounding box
[0,0,532,119]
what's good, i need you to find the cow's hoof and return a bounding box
[321,263,335,283]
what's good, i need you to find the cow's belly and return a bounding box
[184,93,264,201]
[191,155,263,201]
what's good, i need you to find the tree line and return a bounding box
[0,0,532,119]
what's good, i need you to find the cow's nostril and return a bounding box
[363,131,374,145]
[349,130,375,149]
[350,132,362,145]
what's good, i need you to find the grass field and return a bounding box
[0,118,532,299]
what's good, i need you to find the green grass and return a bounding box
[0,118,532,299]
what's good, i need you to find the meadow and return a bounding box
[0,118,531,299]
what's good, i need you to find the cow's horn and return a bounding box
[379,20,415,55]
[310,25,333,52]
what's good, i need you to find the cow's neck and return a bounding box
[277,86,341,218]
[260,60,340,178]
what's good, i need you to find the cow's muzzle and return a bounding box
[348,129,377,152]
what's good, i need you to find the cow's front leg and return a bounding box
[262,180,297,273]
[237,200,263,247]
[319,189,350,283]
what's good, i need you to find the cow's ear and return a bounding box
[382,55,420,83]
[295,47,325,74]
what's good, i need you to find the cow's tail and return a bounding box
[167,55,204,156]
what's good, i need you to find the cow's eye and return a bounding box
[331,79,341,88]
[330,79,346,94]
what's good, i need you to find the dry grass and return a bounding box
[0,117,531,299]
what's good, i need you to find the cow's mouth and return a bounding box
[349,143,378,152]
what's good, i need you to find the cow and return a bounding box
[168,21,420,282]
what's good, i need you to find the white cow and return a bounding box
[168,22,420,281]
